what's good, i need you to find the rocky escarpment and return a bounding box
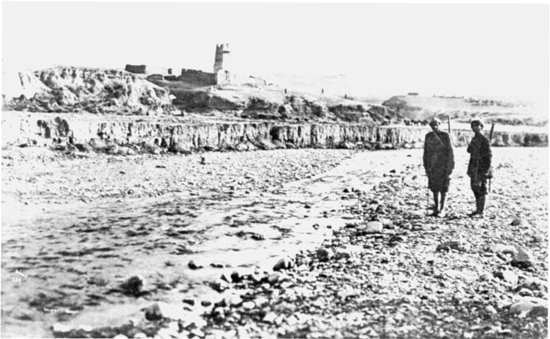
[2,112,547,155]
[2,67,175,115]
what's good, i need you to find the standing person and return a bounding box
[423,118,455,217]
[467,119,492,217]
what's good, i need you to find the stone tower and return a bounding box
[213,43,231,74]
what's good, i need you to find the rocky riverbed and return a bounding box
[1,146,548,338]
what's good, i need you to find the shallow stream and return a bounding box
[0,149,457,337]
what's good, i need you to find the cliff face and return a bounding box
[3,112,547,154]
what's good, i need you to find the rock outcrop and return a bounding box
[2,67,175,115]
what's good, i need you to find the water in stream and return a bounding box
[1,149,425,337]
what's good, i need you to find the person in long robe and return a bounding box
[467,119,492,217]
[423,118,455,217]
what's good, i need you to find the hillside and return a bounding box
[146,75,400,125]
[2,67,403,126]
[2,67,174,115]
[2,67,546,128]
[382,95,547,127]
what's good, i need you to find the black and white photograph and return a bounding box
[1,2,548,338]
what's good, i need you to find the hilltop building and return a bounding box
[124,43,266,87]
[213,43,231,84]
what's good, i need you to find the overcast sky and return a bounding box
[2,2,549,104]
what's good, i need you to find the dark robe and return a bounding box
[423,131,455,192]
[467,133,492,195]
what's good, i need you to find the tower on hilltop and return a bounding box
[213,43,231,74]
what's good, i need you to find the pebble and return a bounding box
[242,301,255,310]
[509,297,548,317]
[273,257,294,271]
[517,288,534,297]
[365,221,383,233]
[436,241,470,253]
[144,302,187,321]
[532,235,544,242]
[268,273,282,285]
[211,279,230,292]
[191,329,205,338]
[120,275,146,296]
[493,270,518,285]
[52,323,71,333]
[226,294,243,307]
[485,305,497,314]
[295,255,311,267]
[230,271,243,283]
[316,247,334,262]
[516,277,545,292]
[511,218,522,226]
[183,299,195,306]
[493,244,517,256]
[263,312,278,323]
[511,247,535,269]
[334,247,354,260]
[188,260,204,269]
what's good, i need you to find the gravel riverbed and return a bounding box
[1,146,548,339]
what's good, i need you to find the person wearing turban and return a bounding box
[423,117,455,217]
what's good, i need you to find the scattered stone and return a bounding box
[493,244,518,256]
[511,247,535,269]
[211,307,225,320]
[532,235,544,243]
[485,305,497,314]
[188,260,204,270]
[191,329,205,338]
[295,255,311,267]
[517,288,535,297]
[509,297,548,317]
[183,299,195,306]
[273,257,294,271]
[493,270,518,285]
[365,221,383,233]
[511,218,522,226]
[52,323,71,333]
[113,335,128,339]
[210,262,226,268]
[242,301,255,310]
[144,302,187,321]
[230,270,243,283]
[334,247,355,260]
[316,247,334,262]
[251,233,265,241]
[120,275,146,296]
[268,273,282,285]
[263,312,278,323]
[211,279,230,292]
[436,241,470,253]
[516,278,546,292]
[220,272,233,283]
